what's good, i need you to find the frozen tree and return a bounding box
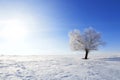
[69,29,82,51]
[69,27,105,59]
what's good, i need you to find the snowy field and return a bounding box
[0,54,120,80]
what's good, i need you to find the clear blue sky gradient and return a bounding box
[0,0,120,55]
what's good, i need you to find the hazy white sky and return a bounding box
[0,0,69,55]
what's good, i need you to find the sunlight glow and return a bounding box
[0,18,28,42]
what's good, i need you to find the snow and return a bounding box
[0,54,120,80]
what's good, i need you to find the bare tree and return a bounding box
[69,27,105,59]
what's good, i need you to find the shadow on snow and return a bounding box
[101,57,120,61]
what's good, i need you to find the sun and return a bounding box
[0,18,28,42]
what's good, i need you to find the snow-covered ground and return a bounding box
[0,54,120,80]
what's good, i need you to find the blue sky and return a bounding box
[0,0,120,55]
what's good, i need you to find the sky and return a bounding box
[0,0,120,55]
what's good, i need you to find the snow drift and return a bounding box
[0,54,120,80]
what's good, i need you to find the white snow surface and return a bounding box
[0,54,120,80]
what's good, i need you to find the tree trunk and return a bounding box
[85,49,89,59]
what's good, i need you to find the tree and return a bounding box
[69,27,105,59]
